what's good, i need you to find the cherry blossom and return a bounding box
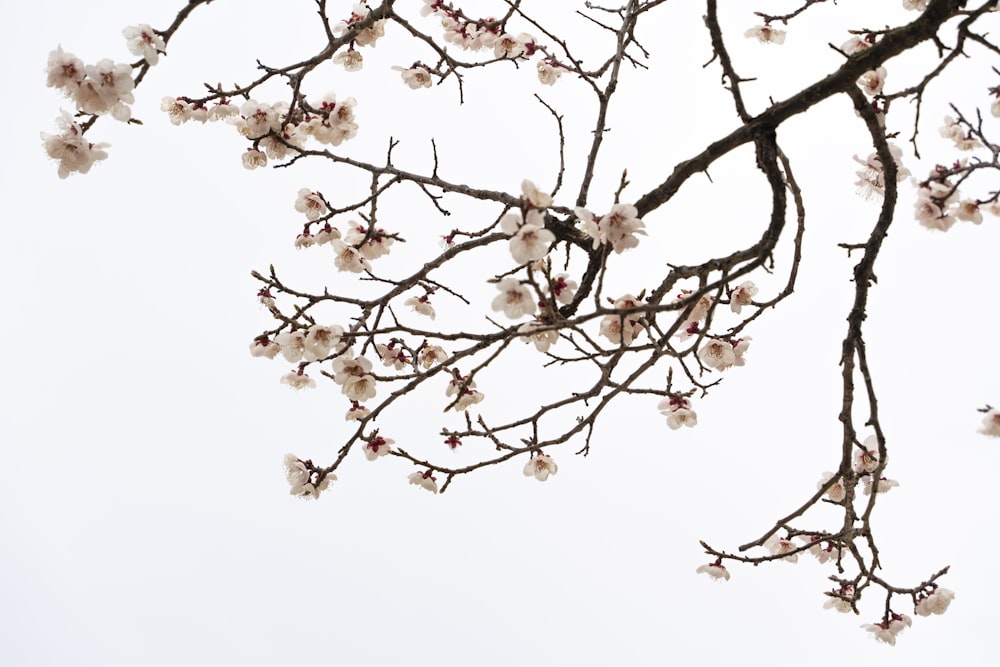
[122,24,165,65]
[404,294,436,319]
[764,535,798,563]
[363,434,395,461]
[915,587,955,616]
[823,585,855,613]
[418,345,448,369]
[861,621,897,645]
[333,49,364,72]
[500,209,555,265]
[345,401,370,421]
[853,144,909,201]
[241,148,267,170]
[491,278,536,319]
[445,371,484,411]
[408,470,438,494]
[331,351,377,401]
[46,47,85,92]
[903,0,930,10]
[518,320,560,353]
[249,337,280,359]
[345,224,394,261]
[863,476,899,495]
[853,440,880,474]
[658,396,697,430]
[698,338,737,371]
[75,59,135,118]
[281,368,317,390]
[544,273,578,305]
[817,472,847,503]
[978,407,1000,437]
[41,111,109,179]
[523,453,558,481]
[392,64,433,89]
[575,204,646,254]
[696,562,730,581]
[275,329,307,362]
[332,240,368,273]
[955,199,983,224]
[444,434,462,450]
[537,60,568,85]
[745,24,786,44]
[857,67,887,96]
[521,179,554,208]
[841,35,873,55]
[376,341,411,370]
[729,281,758,314]
[294,189,328,221]
[303,324,343,361]
[494,33,535,59]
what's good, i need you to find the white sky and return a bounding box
[3,1,999,665]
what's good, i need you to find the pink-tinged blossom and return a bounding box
[857,67,887,96]
[696,562,730,581]
[363,435,395,461]
[392,64,433,89]
[978,408,1000,437]
[853,436,881,473]
[915,587,955,616]
[294,188,328,221]
[841,35,873,55]
[491,278,536,319]
[764,535,798,563]
[408,470,438,493]
[523,453,558,481]
[281,369,317,390]
[41,111,109,179]
[46,47,85,92]
[745,24,786,44]
[76,59,135,117]
[500,210,555,264]
[518,321,560,353]
[122,24,165,65]
[730,281,758,314]
[575,204,646,254]
[249,338,280,359]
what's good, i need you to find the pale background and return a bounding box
[2,1,998,665]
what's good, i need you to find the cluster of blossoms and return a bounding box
[600,295,646,345]
[939,115,983,151]
[657,395,697,430]
[501,180,556,265]
[284,453,336,499]
[575,203,646,254]
[40,111,109,180]
[46,46,136,121]
[912,165,1000,232]
[330,3,388,71]
[331,350,378,402]
[445,370,485,412]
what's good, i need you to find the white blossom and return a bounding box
[861,622,897,646]
[418,345,448,369]
[658,396,697,430]
[363,435,394,461]
[345,402,370,421]
[857,67,887,96]
[392,64,433,89]
[404,295,436,319]
[122,24,165,65]
[333,49,364,72]
[491,278,536,319]
[408,470,438,493]
[915,587,955,616]
[764,535,798,563]
[304,324,343,361]
[294,188,328,221]
[521,179,554,208]
[817,472,847,502]
[696,563,730,581]
[745,24,785,44]
[523,453,558,481]
[332,240,368,273]
[344,225,394,261]
[46,47,85,92]
[699,338,737,370]
[331,351,377,401]
[903,0,930,11]
[518,321,560,353]
[249,338,280,359]
[575,204,646,254]
[824,585,855,613]
[241,149,267,170]
[599,295,644,345]
[978,408,1000,437]
[500,209,555,264]
[41,111,109,179]
[864,476,899,495]
[281,369,317,390]
[729,281,758,314]
[537,60,568,85]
